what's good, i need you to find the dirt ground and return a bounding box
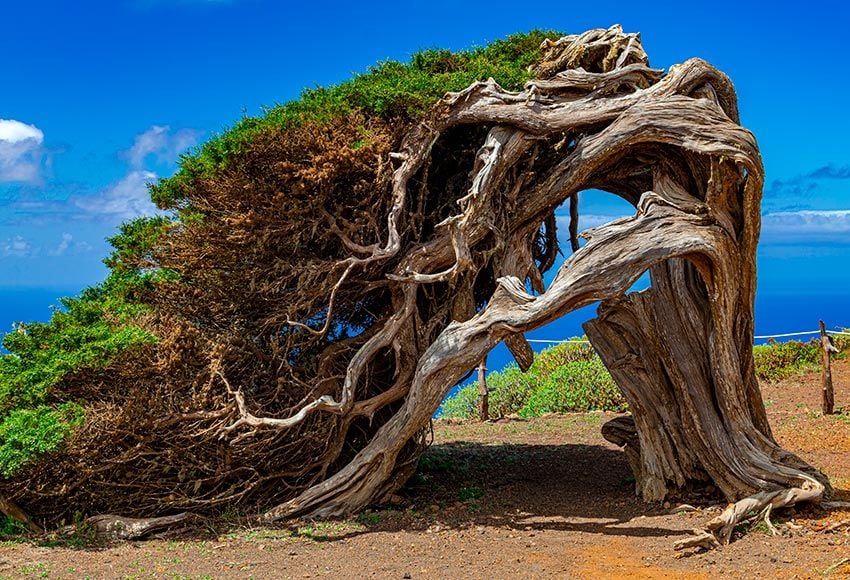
[1,362,849,579]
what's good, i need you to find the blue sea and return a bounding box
[1,287,846,393]
[0,288,80,332]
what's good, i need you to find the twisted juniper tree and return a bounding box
[0,25,828,546]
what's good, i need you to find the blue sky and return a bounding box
[1,0,849,301]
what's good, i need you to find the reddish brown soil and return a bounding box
[2,362,849,579]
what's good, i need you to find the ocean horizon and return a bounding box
[2,285,846,360]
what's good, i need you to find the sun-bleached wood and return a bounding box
[220,25,829,547]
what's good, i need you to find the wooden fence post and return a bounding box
[477,357,489,422]
[820,320,838,416]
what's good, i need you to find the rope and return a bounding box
[526,339,591,344]
[524,328,849,344]
[753,330,850,339]
[753,331,820,339]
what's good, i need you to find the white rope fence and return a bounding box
[526,339,591,344]
[525,328,850,345]
[753,330,850,339]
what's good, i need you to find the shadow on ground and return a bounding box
[284,440,695,543]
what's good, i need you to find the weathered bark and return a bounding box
[74,513,191,541]
[209,25,828,545]
[477,357,489,422]
[821,320,838,415]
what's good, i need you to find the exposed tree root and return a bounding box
[71,513,193,541]
[673,528,720,551]
[675,478,825,550]
[705,480,825,544]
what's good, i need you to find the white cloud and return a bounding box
[2,235,33,257]
[124,125,202,168]
[761,210,850,239]
[55,232,72,255]
[556,213,632,234]
[0,120,43,143]
[73,170,160,220]
[0,119,45,183]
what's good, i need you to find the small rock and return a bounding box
[403,574,412,579]
[389,494,404,506]
[663,501,671,509]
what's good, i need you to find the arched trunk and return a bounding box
[244,26,828,546]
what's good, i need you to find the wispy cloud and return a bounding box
[122,125,202,168]
[0,119,45,184]
[72,170,160,220]
[4,124,200,226]
[764,164,850,212]
[555,213,631,234]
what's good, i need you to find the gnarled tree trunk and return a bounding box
[238,26,830,546]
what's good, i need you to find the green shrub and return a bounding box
[485,364,539,417]
[753,333,848,382]
[0,403,84,477]
[439,340,625,419]
[519,358,627,416]
[0,272,155,477]
[438,382,480,420]
[0,515,28,536]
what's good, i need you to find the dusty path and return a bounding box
[1,362,849,579]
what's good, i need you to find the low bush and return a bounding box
[519,358,626,416]
[439,340,626,419]
[753,331,848,382]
